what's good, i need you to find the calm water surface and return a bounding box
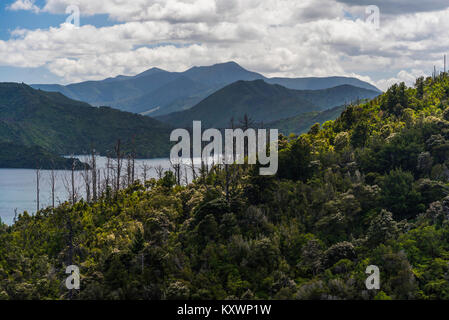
[0,156,176,225]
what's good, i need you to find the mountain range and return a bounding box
[157,80,379,128]
[31,62,380,117]
[0,63,382,169]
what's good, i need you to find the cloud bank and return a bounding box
[3,0,449,90]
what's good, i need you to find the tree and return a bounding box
[49,163,57,208]
[114,140,122,192]
[160,171,176,189]
[278,136,313,181]
[35,165,41,212]
[91,147,97,201]
[380,169,423,219]
[415,77,424,99]
[367,209,399,246]
[308,123,320,135]
[131,229,145,254]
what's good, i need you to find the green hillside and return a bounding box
[158,80,321,128]
[0,142,86,170]
[0,83,173,168]
[158,80,378,128]
[3,75,449,300]
[267,105,346,135]
[290,85,378,109]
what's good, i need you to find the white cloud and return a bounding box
[1,0,448,88]
[374,69,426,91]
[7,0,40,13]
[336,0,449,15]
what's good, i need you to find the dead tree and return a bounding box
[131,136,136,184]
[91,147,97,201]
[155,164,164,180]
[35,164,41,212]
[114,140,122,192]
[140,163,152,183]
[49,162,57,208]
[126,154,132,187]
[62,168,78,205]
[170,159,182,186]
[183,165,189,185]
[239,113,255,159]
[71,158,76,205]
[239,113,255,131]
[97,169,102,197]
[224,118,237,202]
[105,156,111,190]
[81,163,91,202]
[190,153,197,181]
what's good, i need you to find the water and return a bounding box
[0,156,181,225]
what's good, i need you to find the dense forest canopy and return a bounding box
[2,75,449,300]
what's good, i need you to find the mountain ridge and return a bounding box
[157,79,380,128]
[31,62,380,116]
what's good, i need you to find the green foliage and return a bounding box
[379,169,422,220]
[3,75,449,300]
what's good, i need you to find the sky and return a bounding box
[1,0,449,90]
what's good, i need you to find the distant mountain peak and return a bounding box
[187,61,248,71]
[135,67,167,78]
[214,61,244,68]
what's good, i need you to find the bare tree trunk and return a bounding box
[97,169,101,198]
[183,165,189,185]
[71,158,76,205]
[155,164,164,180]
[141,163,151,183]
[131,157,135,184]
[91,148,97,201]
[82,163,91,202]
[131,136,136,184]
[115,140,122,192]
[106,156,111,190]
[126,155,132,187]
[190,153,197,181]
[50,164,56,208]
[224,118,236,202]
[35,165,40,212]
[170,159,182,186]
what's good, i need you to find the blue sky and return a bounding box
[0,0,116,83]
[0,0,449,90]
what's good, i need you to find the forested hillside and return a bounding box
[2,75,449,300]
[157,80,378,128]
[266,105,346,135]
[0,142,85,170]
[0,83,173,167]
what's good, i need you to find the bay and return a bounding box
[0,156,177,225]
